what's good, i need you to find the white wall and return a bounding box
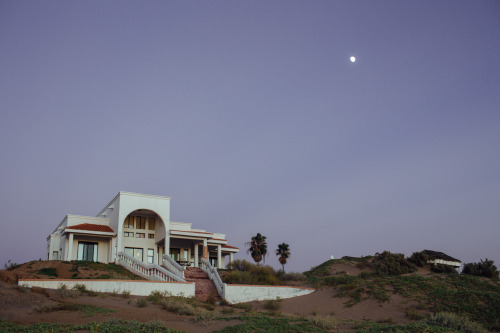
[19,279,195,297]
[224,284,315,303]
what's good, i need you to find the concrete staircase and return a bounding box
[184,267,220,302]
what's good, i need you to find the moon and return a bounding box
[350,56,356,63]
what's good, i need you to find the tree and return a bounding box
[276,243,290,274]
[246,233,267,266]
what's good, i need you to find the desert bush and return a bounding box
[234,302,252,312]
[227,259,253,272]
[264,298,281,312]
[194,307,218,324]
[425,312,487,333]
[219,298,229,306]
[147,290,168,304]
[406,308,427,320]
[462,258,499,279]
[431,264,457,274]
[206,292,217,306]
[121,290,131,298]
[372,251,417,276]
[135,299,147,307]
[276,271,306,281]
[223,261,280,285]
[309,316,339,330]
[408,251,429,267]
[58,284,78,298]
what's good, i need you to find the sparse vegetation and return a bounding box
[34,303,116,317]
[135,299,147,307]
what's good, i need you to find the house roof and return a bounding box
[222,245,239,250]
[65,223,114,233]
[423,250,461,263]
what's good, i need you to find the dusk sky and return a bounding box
[1,1,499,272]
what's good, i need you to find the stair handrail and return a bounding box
[117,252,185,282]
[162,254,185,279]
[200,258,225,298]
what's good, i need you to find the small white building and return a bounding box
[46,191,239,269]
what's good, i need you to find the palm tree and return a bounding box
[276,243,290,274]
[246,233,268,266]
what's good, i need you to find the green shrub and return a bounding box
[408,251,429,267]
[431,264,457,274]
[462,259,499,279]
[121,290,131,298]
[372,251,417,276]
[37,268,57,277]
[425,312,487,333]
[219,298,229,306]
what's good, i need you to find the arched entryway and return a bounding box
[121,209,166,265]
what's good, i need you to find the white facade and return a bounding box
[46,191,239,268]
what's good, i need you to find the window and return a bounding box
[147,249,154,264]
[52,251,58,260]
[170,248,180,261]
[136,233,145,238]
[77,242,98,262]
[148,233,154,239]
[125,247,143,261]
[124,232,133,237]
[124,216,134,228]
[148,218,155,230]
[136,217,146,229]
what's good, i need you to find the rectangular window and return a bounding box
[148,218,155,230]
[136,217,146,229]
[52,251,58,260]
[136,233,145,238]
[148,233,154,239]
[124,216,134,228]
[125,247,143,261]
[147,249,154,264]
[124,232,133,237]
[77,242,98,262]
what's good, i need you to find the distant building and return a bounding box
[46,191,239,268]
[422,250,461,268]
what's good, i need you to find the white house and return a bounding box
[46,191,239,269]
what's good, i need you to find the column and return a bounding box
[203,239,208,260]
[67,233,74,261]
[230,253,234,264]
[194,244,199,267]
[217,244,222,269]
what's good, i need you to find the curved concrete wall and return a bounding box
[224,284,315,303]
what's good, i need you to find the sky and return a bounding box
[1,1,499,273]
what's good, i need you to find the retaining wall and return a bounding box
[224,284,315,303]
[18,279,195,297]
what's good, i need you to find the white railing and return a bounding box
[162,254,185,279]
[200,258,225,298]
[117,252,185,282]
